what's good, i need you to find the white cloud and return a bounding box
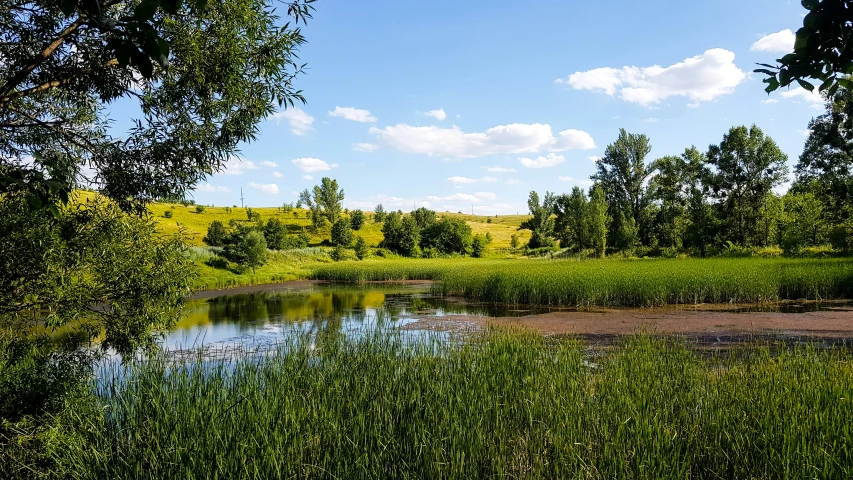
[481,176,497,183]
[761,98,779,104]
[424,108,447,121]
[272,171,284,178]
[643,117,660,123]
[475,192,496,200]
[506,179,521,185]
[248,182,279,194]
[369,123,594,158]
[353,143,378,152]
[558,48,746,107]
[302,174,313,180]
[780,87,825,110]
[558,176,594,187]
[271,108,315,136]
[292,157,338,172]
[519,153,566,169]
[329,106,377,123]
[220,157,260,175]
[447,176,478,184]
[427,193,482,203]
[588,155,601,163]
[751,29,795,53]
[195,183,231,193]
[260,161,278,167]
[347,194,431,211]
[455,114,462,119]
[485,166,517,173]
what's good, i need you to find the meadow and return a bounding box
[39,329,853,479]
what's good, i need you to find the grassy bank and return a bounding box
[312,257,853,306]
[38,329,853,479]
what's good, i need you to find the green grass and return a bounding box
[312,257,853,306]
[45,329,853,479]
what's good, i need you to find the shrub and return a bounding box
[354,237,368,260]
[510,233,519,250]
[224,230,267,273]
[350,210,365,231]
[263,218,288,250]
[204,220,228,247]
[195,205,206,213]
[380,212,420,256]
[374,204,386,223]
[331,218,354,246]
[330,245,347,261]
[420,218,473,255]
[471,235,487,257]
[163,210,173,219]
[411,207,436,229]
[246,207,261,223]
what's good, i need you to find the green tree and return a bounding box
[520,191,555,248]
[226,229,267,273]
[586,183,609,257]
[471,235,487,258]
[374,204,386,223]
[706,125,789,246]
[779,192,827,254]
[592,129,654,246]
[299,177,344,228]
[510,233,520,250]
[380,212,420,256]
[411,207,437,229]
[263,218,288,250]
[353,236,368,260]
[331,217,354,246]
[0,0,314,213]
[554,187,588,251]
[756,0,853,96]
[649,154,690,248]
[350,209,365,230]
[793,86,853,223]
[204,220,228,247]
[420,218,473,255]
[684,185,715,257]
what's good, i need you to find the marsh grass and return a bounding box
[50,328,853,479]
[313,257,853,306]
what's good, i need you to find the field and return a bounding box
[312,257,853,306]
[42,329,853,479]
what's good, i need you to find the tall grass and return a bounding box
[312,257,853,306]
[50,329,853,479]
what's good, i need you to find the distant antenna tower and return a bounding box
[240,188,245,208]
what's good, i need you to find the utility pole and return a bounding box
[471,204,473,216]
[240,188,244,209]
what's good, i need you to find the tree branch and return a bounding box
[0,59,119,105]
[0,16,87,96]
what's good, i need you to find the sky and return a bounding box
[132,0,825,212]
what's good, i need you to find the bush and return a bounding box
[163,210,173,218]
[420,218,473,255]
[331,218,354,246]
[354,237,368,260]
[264,218,288,250]
[330,244,347,261]
[471,235,487,258]
[195,205,206,213]
[350,210,365,231]
[380,212,420,256]
[224,230,267,273]
[204,220,228,247]
[374,204,386,223]
[411,207,436,229]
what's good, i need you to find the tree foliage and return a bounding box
[350,209,365,231]
[204,220,227,247]
[520,191,555,249]
[299,177,344,228]
[331,217,354,246]
[420,218,473,255]
[380,212,420,256]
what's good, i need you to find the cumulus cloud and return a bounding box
[249,182,279,194]
[506,179,521,185]
[368,123,594,158]
[427,193,482,203]
[761,98,779,104]
[424,109,447,120]
[481,176,497,182]
[475,192,496,200]
[558,176,594,187]
[329,106,377,123]
[195,183,231,193]
[271,108,315,136]
[780,87,825,110]
[272,171,284,178]
[485,166,517,173]
[220,157,260,175]
[353,143,378,152]
[588,156,601,163]
[347,194,431,211]
[302,175,313,180]
[519,153,566,169]
[751,29,795,53]
[292,157,338,172]
[643,117,660,123]
[557,48,746,107]
[260,161,278,167]
[448,176,478,184]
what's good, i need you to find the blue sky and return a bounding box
[168,0,821,211]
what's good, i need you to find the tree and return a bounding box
[756,0,853,96]
[510,233,520,250]
[554,187,588,251]
[411,207,436,229]
[330,217,354,246]
[586,183,609,257]
[0,0,314,213]
[520,191,555,248]
[204,220,228,247]
[299,177,344,228]
[649,154,689,249]
[793,86,853,222]
[374,204,386,223]
[779,192,827,254]
[0,194,192,354]
[263,218,288,250]
[380,212,420,256]
[225,229,267,273]
[471,235,487,258]
[592,129,654,246]
[353,236,368,260]
[420,218,473,255]
[706,125,789,246]
[684,185,715,257]
[350,209,365,230]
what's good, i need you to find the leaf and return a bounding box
[59,0,76,16]
[754,68,777,76]
[801,0,819,9]
[134,0,159,21]
[838,78,853,90]
[794,34,810,52]
[797,79,815,91]
[819,76,835,92]
[135,51,154,78]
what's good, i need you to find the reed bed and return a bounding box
[312,257,853,306]
[48,329,853,479]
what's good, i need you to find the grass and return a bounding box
[312,257,853,306]
[42,328,853,479]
